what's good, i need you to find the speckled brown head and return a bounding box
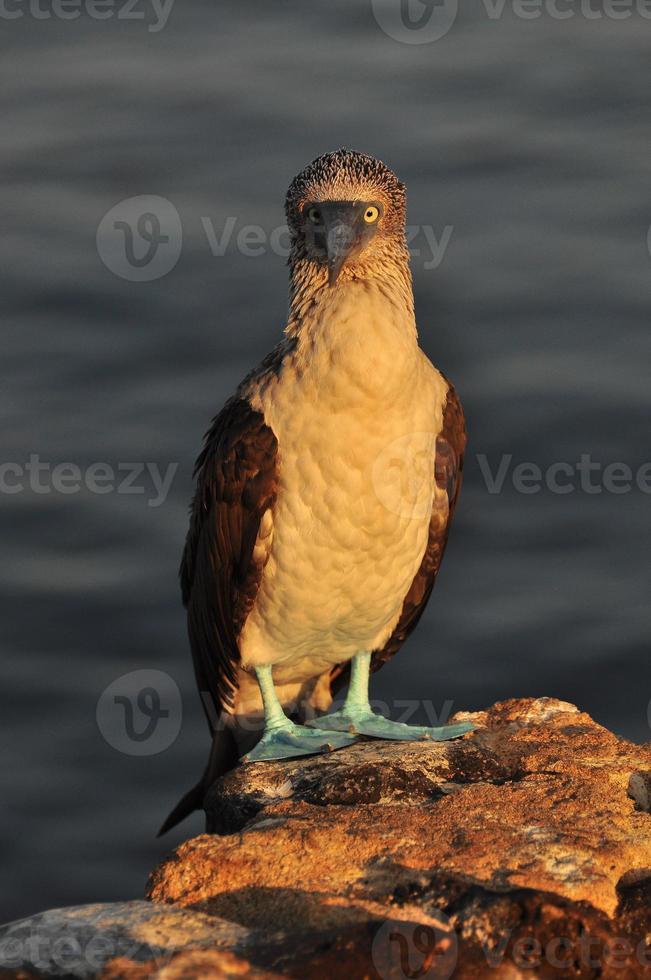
[285,149,409,287]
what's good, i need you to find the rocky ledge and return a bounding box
[2,698,650,979]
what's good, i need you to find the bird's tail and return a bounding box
[157,780,204,836]
[157,725,239,836]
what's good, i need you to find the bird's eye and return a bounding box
[306,206,322,224]
[363,205,380,224]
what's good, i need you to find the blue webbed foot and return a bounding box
[242,722,358,763]
[308,708,472,742]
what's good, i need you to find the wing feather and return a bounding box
[180,396,279,728]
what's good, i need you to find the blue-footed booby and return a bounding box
[160,149,471,834]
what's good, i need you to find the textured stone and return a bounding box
[0,902,250,978]
[100,948,279,978]
[629,771,651,813]
[3,699,650,978]
[147,698,651,978]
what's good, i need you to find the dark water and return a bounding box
[2,0,650,923]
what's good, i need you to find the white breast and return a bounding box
[239,280,449,686]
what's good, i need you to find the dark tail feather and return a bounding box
[157,725,239,837]
[157,780,204,836]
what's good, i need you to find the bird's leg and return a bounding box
[308,652,473,742]
[242,664,358,763]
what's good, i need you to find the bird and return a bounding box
[159,148,472,835]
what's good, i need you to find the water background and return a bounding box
[2,0,650,922]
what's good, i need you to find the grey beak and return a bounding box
[322,207,365,287]
[326,222,357,286]
[305,200,379,286]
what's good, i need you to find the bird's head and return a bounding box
[285,149,408,288]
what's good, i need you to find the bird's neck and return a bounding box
[281,257,420,401]
[286,254,416,341]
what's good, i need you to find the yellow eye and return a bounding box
[306,206,322,224]
[363,205,380,224]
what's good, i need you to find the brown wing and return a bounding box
[330,380,466,695]
[180,396,279,730]
[160,397,278,835]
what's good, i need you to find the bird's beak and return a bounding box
[321,205,367,287]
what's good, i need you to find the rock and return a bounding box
[100,948,280,978]
[0,901,251,978]
[147,698,651,978]
[629,771,651,813]
[3,699,650,978]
